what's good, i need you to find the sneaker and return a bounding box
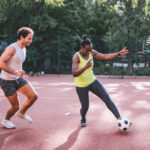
[1,119,16,129]
[80,120,86,127]
[17,113,32,123]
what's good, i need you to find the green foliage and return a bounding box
[103,0,150,74]
[0,0,150,75]
[134,67,150,76]
[93,62,127,75]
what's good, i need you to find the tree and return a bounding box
[0,0,149,75]
[104,0,150,75]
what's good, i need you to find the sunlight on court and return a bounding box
[105,83,120,93]
[47,82,74,86]
[135,113,150,129]
[131,100,150,110]
[131,82,150,90]
[99,109,116,123]
[145,92,150,95]
[62,87,73,91]
[43,129,77,150]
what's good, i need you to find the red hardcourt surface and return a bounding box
[0,75,150,150]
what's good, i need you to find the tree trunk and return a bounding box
[127,55,133,75]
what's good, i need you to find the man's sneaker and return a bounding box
[1,119,16,129]
[17,113,32,123]
[80,120,86,127]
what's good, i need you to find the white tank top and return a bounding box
[0,42,26,80]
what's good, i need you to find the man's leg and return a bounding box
[17,81,38,115]
[5,93,19,120]
[1,93,19,128]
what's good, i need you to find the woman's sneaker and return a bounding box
[17,113,32,123]
[1,119,16,129]
[80,120,86,127]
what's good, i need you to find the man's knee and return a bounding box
[29,93,38,102]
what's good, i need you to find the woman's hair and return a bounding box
[80,35,92,47]
[17,27,34,39]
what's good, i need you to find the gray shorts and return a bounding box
[0,77,28,96]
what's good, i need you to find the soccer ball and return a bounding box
[117,117,131,132]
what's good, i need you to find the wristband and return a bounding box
[118,52,121,56]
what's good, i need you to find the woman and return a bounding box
[72,35,129,127]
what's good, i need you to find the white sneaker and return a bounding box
[17,113,32,123]
[1,119,16,129]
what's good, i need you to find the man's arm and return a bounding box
[0,46,24,76]
[72,54,92,77]
[92,48,129,61]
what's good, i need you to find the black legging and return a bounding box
[76,79,120,121]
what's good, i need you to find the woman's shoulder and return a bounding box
[72,52,80,63]
[91,49,98,57]
[73,52,79,59]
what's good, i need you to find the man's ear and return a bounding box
[20,35,24,40]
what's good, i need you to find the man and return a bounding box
[0,27,38,129]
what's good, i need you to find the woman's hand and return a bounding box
[119,47,129,56]
[84,59,92,70]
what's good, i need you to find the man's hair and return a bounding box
[17,27,34,39]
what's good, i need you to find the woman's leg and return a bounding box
[76,86,89,122]
[89,80,121,119]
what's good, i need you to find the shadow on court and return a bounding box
[54,127,82,150]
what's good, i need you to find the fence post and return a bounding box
[57,35,61,76]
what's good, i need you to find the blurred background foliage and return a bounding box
[0,0,150,76]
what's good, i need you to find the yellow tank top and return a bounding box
[74,52,96,87]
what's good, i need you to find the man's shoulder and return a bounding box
[4,43,16,54]
[9,42,17,48]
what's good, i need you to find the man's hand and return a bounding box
[15,70,25,77]
[23,75,29,80]
[119,47,129,56]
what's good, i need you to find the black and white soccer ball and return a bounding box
[117,117,131,132]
